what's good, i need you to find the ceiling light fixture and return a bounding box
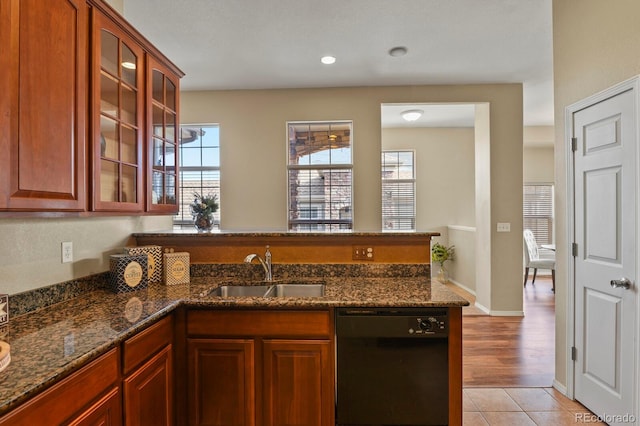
[401,109,423,121]
[321,56,336,65]
[121,61,136,70]
[389,46,408,57]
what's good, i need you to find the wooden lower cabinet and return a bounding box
[122,315,174,426]
[68,387,122,426]
[0,349,120,426]
[187,339,255,426]
[186,310,335,426]
[123,345,173,426]
[262,339,333,426]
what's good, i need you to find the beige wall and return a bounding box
[182,85,524,312]
[0,216,172,295]
[448,226,476,292]
[523,125,554,183]
[523,147,554,183]
[105,0,124,13]
[381,127,475,229]
[473,104,496,312]
[552,0,640,391]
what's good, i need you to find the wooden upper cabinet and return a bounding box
[0,0,87,211]
[0,0,182,215]
[147,57,180,213]
[91,10,145,212]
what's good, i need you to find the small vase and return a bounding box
[437,266,448,283]
[194,213,214,232]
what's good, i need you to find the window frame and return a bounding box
[173,123,221,229]
[381,149,416,232]
[286,120,354,232]
[523,182,554,245]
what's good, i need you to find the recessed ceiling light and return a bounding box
[401,109,423,121]
[321,56,336,65]
[389,46,408,57]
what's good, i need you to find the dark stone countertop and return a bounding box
[132,230,440,238]
[0,276,468,416]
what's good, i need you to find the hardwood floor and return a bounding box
[446,277,556,387]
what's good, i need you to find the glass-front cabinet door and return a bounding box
[147,57,180,213]
[92,11,144,212]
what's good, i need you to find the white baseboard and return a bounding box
[489,310,525,316]
[448,279,476,296]
[475,301,524,316]
[552,380,568,396]
[474,302,491,314]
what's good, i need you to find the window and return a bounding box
[287,121,352,231]
[523,183,554,244]
[174,125,220,228]
[382,151,416,231]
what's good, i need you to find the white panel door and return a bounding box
[573,87,637,424]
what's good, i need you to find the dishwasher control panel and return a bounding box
[336,308,449,338]
[408,314,448,336]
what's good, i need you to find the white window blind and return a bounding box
[287,121,353,232]
[382,151,415,231]
[523,184,553,244]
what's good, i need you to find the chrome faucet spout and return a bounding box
[244,245,272,281]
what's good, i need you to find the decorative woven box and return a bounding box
[163,251,190,285]
[124,245,162,283]
[0,294,8,327]
[109,254,148,293]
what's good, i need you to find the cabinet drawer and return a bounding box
[0,348,119,426]
[187,310,332,338]
[123,315,173,375]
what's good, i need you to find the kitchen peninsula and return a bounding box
[0,232,468,425]
[133,230,439,264]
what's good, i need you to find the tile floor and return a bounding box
[463,387,606,425]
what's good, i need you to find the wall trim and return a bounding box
[447,225,476,232]
[476,301,524,316]
[488,310,525,317]
[448,279,476,296]
[552,379,568,397]
[474,302,491,314]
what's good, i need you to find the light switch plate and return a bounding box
[497,222,511,232]
[352,246,374,260]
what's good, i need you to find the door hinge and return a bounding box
[571,346,577,361]
[571,137,578,152]
[572,243,578,257]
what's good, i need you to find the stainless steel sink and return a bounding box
[207,283,325,298]
[264,284,325,297]
[209,285,272,297]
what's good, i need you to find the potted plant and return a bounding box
[431,242,455,283]
[191,192,218,232]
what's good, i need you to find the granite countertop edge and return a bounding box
[0,277,468,416]
[132,230,440,238]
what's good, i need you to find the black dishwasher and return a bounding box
[336,307,449,426]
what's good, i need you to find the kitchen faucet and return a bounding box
[244,245,272,282]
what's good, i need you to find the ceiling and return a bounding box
[123,0,553,128]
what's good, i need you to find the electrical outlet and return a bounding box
[497,222,511,232]
[352,246,374,260]
[61,241,73,263]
